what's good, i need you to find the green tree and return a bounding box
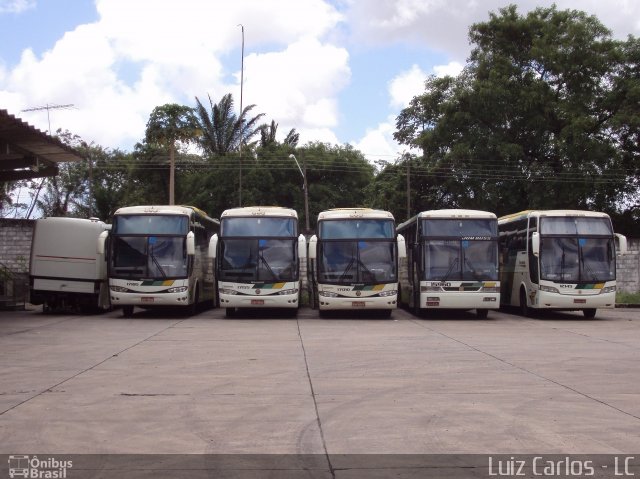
[193,93,264,155]
[145,104,198,205]
[394,5,640,225]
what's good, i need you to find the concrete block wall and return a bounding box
[0,218,34,273]
[617,251,640,293]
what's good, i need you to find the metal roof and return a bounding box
[0,109,84,181]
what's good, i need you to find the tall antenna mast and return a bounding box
[22,103,74,134]
[238,24,244,207]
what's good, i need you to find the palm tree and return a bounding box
[194,93,264,156]
[259,120,299,148]
[145,104,198,205]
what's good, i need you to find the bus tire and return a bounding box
[122,305,134,318]
[583,308,597,318]
[519,288,531,318]
[379,309,392,319]
[187,286,199,316]
[476,309,488,319]
[226,307,236,318]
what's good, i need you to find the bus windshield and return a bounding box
[319,219,395,239]
[221,217,296,237]
[540,237,615,282]
[113,215,188,235]
[423,239,498,282]
[111,236,187,279]
[319,240,397,284]
[539,216,612,236]
[219,238,297,282]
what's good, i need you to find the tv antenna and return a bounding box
[22,103,75,134]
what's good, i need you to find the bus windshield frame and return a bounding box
[538,216,616,283]
[420,218,499,282]
[110,214,190,280]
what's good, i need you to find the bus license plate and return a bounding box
[574,299,586,304]
[352,301,365,308]
[141,297,154,303]
[251,299,264,305]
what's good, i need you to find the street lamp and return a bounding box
[289,154,310,233]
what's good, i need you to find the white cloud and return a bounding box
[388,64,427,109]
[244,36,349,137]
[0,0,35,14]
[1,0,346,149]
[346,0,640,60]
[433,61,463,78]
[352,116,403,164]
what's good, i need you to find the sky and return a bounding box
[1,0,640,165]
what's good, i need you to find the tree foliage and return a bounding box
[391,5,640,233]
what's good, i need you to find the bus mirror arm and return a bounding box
[97,231,109,255]
[397,234,407,259]
[615,233,628,254]
[186,231,195,256]
[298,234,307,260]
[208,234,219,259]
[531,232,540,257]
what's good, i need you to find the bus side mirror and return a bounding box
[615,233,628,254]
[308,235,317,260]
[97,231,109,255]
[531,232,540,256]
[186,231,195,256]
[298,234,307,260]
[397,234,407,259]
[208,234,218,259]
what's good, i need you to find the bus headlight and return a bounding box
[378,290,397,297]
[540,285,560,294]
[319,291,338,297]
[600,286,616,294]
[167,286,188,293]
[277,289,298,295]
[110,286,131,293]
[220,288,238,295]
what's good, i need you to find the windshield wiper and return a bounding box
[580,247,598,282]
[440,257,459,283]
[259,252,277,280]
[149,246,167,279]
[339,257,356,282]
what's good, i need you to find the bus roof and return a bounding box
[318,208,394,221]
[114,205,214,220]
[220,206,298,219]
[398,209,497,231]
[498,209,611,224]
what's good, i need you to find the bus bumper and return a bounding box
[220,293,299,309]
[110,291,190,307]
[535,290,615,310]
[419,292,500,310]
[318,296,397,311]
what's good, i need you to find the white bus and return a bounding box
[397,209,500,318]
[308,208,406,317]
[102,205,219,317]
[209,206,306,317]
[498,210,627,318]
[29,217,111,313]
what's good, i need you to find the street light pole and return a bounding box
[238,24,245,207]
[289,154,310,233]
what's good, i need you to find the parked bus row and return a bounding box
[28,206,627,319]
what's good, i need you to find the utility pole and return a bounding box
[290,154,310,233]
[237,24,245,207]
[406,155,411,221]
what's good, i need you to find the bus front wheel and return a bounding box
[226,307,236,318]
[476,309,488,319]
[583,308,597,319]
[122,305,134,318]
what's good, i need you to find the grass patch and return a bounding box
[616,291,640,304]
